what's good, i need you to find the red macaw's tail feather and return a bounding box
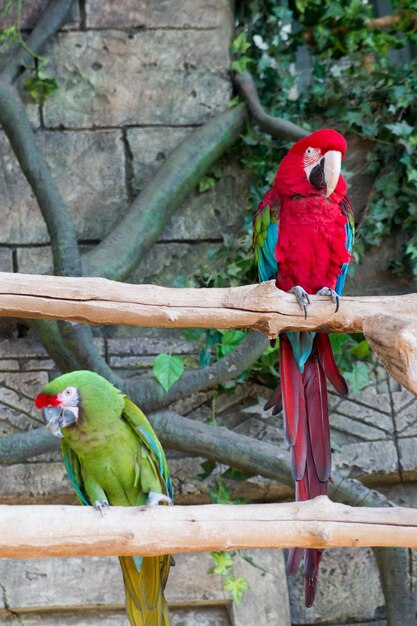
[278,332,347,608]
[315,333,348,396]
[263,384,282,415]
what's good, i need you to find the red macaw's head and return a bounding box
[35,386,80,438]
[273,129,348,199]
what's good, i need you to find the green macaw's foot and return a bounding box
[146,492,172,507]
[316,287,340,313]
[289,285,311,319]
[94,500,110,517]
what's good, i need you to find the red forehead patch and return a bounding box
[34,393,60,409]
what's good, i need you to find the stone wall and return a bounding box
[0,1,416,625]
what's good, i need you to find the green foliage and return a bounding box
[329,333,371,393]
[223,577,250,604]
[152,353,184,392]
[185,1,416,388]
[230,32,253,74]
[198,164,224,193]
[23,69,58,104]
[0,0,58,104]
[234,0,417,277]
[344,361,369,394]
[208,478,255,605]
[210,551,235,576]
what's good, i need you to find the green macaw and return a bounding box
[35,370,173,626]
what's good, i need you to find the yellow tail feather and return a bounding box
[119,556,171,626]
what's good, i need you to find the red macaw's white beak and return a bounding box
[306,150,342,197]
[323,150,342,197]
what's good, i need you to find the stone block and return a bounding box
[107,337,195,357]
[43,31,231,128]
[0,462,75,504]
[391,388,417,437]
[0,0,80,29]
[0,130,128,245]
[346,231,414,296]
[398,438,417,478]
[85,0,223,29]
[0,607,230,626]
[127,127,193,191]
[0,549,290,626]
[127,127,249,240]
[0,370,48,436]
[334,439,399,482]
[130,241,221,286]
[0,336,48,359]
[0,247,13,272]
[288,547,384,624]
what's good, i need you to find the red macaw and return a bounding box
[253,129,354,607]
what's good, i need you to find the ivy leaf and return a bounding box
[0,25,19,45]
[218,330,246,357]
[152,354,184,392]
[221,467,256,481]
[385,122,414,137]
[344,362,369,395]
[195,459,217,481]
[198,176,216,193]
[223,577,250,604]
[230,32,251,55]
[209,479,232,504]
[23,74,58,104]
[351,339,371,359]
[210,552,234,576]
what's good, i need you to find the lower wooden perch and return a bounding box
[2,497,417,558]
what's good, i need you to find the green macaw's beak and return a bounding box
[42,406,78,438]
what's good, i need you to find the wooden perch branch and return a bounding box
[0,271,416,394]
[3,497,417,558]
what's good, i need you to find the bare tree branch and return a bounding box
[1,0,74,84]
[233,71,308,141]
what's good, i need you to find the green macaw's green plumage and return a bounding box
[39,371,172,626]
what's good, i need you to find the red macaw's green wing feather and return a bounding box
[253,187,280,283]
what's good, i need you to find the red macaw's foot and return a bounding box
[316,287,340,313]
[289,285,311,319]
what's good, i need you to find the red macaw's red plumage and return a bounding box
[253,129,354,607]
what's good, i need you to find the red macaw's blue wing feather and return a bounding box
[253,188,280,283]
[335,197,355,296]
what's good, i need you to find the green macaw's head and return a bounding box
[35,370,124,439]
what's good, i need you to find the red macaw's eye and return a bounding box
[34,393,61,409]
